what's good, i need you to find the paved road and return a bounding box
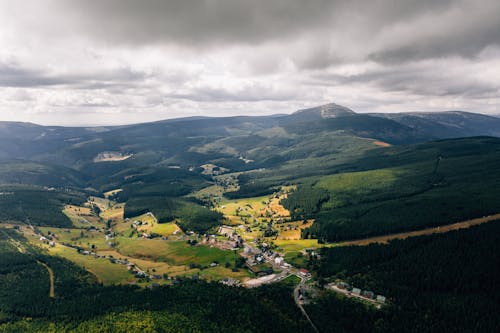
[293,276,320,333]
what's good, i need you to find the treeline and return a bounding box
[124,196,223,233]
[288,139,500,242]
[0,230,312,332]
[281,186,330,219]
[101,167,211,202]
[0,186,86,227]
[225,174,276,199]
[306,222,500,332]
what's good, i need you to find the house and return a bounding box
[376,295,386,303]
[221,277,239,286]
[209,262,218,267]
[299,268,311,277]
[274,256,285,266]
[49,241,56,247]
[363,290,375,299]
[338,282,350,290]
[351,288,361,295]
[218,225,234,236]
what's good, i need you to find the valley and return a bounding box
[0,103,499,332]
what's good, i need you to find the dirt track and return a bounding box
[338,213,500,246]
[37,261,55,298]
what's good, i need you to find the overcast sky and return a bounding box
[0,0,499,125]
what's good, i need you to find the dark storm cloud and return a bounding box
[1,0,499,124]
[0,63,70,87]
[61,0,473,56]
[0,62,151,91]
[313,61,500,99]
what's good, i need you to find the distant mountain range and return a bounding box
[0,102,499,189]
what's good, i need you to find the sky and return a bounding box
[0,0,499,126]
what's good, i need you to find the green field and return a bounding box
[49,245,132,285]
[115,238,241,266]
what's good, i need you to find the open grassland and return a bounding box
[276,220,314,240]
[38,226,112,250]
[198,265,252,281]
[115,237,241,266]
[218,192,291,226]
[103,188,123,198]
[275,239,322,254]
[18,226,131,285]
[96,250,198,277]
[131,213,182,236]
[149,222,181,236]
[48,245,132,285]
[63,205,102,228]
[100,202,124,222]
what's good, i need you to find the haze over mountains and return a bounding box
[1,103,500,167]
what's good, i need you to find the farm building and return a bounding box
[217,225,234,236]
[274,256,285,266]
[299,268,311,277]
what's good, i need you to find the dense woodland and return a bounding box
[124,196,223,233]
[282,137,500,241]
[0,229,311,332]
[0,186,86,227]
[305,222,500,332]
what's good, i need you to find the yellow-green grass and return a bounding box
[49,245,133,285]
[150,222,181,236]
[276,220,314,240]
[96,250,197,277]
[62,205,102,228]
[103,189,123,198]
[128,213,181,236]
[114,219,134,234]
[198,265,252,282]
[281,274,301,286]
[116,238,240,266]
[100,203,124,223]
[218,195,269,217]
[274,239,322,254]
[38,227,113,251]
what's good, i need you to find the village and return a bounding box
[7,184,390,319]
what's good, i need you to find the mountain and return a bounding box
[0,103,499,188]
[370,110,500,139]
[285,102,356,122]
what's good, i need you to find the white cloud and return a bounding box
[0,0,498,125]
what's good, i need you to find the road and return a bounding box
[293,276,320,333]
[337,213,500,246]
[0,227,55,298]
[241,241,320,332]
[37,260,55,298]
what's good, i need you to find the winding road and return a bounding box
[37,260,55,298]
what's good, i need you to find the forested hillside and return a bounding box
[305,222,500,332]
